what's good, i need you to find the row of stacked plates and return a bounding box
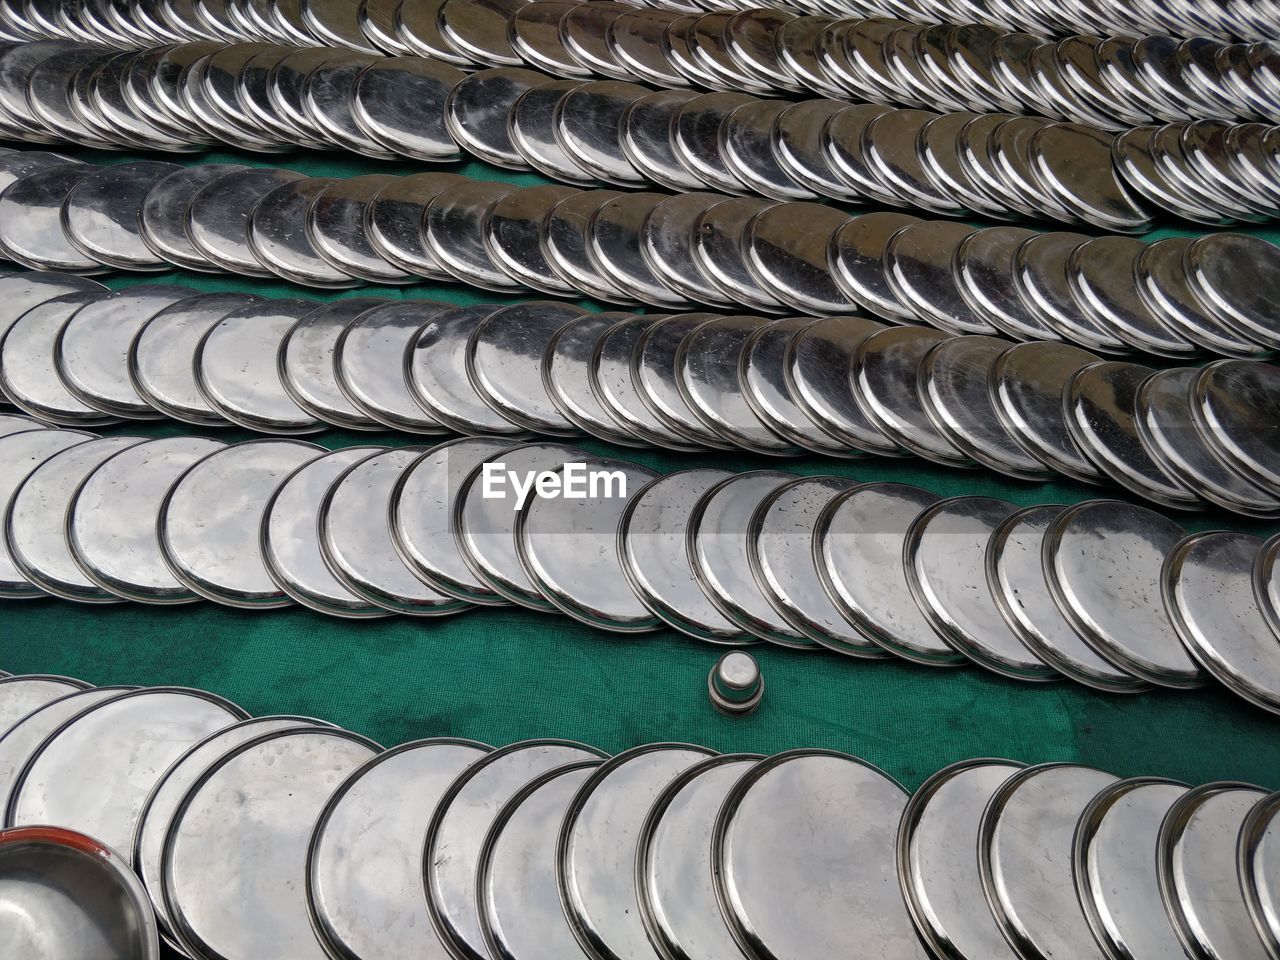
[0,672,1278,960]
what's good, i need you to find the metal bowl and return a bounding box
[0,825,160,960]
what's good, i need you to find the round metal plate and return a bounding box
[7,686,247,853]
[689,470,812,648]
[468,302,584,435]
[1158,783,1273,960]
[1074,778,1192,960]
[454,441,585,609]
[333,299,450,433]
[138,163,245,273]
[899,759,1026,960]
[980,764,1122,960]
[851,325,973,468]
[194,299,324,434]
[637,754,762,960]
[405,304,525,437]
[1065,361,1202,509]
[437,0,527,64]
[1165,531,1280,716]
[320,447,469,617]
[366,171,467,279]
[1044,499,1204,689]
[0,428,97,599]
[1013,232,1126,353]
[516,458,659,632]
[1191,360,1280,498]
[0,163,100,273]
[186,167,305,276]
[1136,367,1280,517]
[619,90,705,192]
[130,292,263,427]
[68,436,226,605]
[133,715,329,947]
[444,67,547,169]
[714,749,925,960]
[351,56,465,161]
[159,439,322,608]
[509,80,597,185]
[248,177,358,288]
[477,760,602,960]
[750,475,887,657]
[721,99,813,201]
[543,313,643,446]
[905,496,1057,681]
[690,197,783,313]
[953,226,1059,340]
[619,469,749,645]
[484,184,579,295]
[277,297,387,431]
[919,336,1054,479]
[744,201,853,314]
[427,739,608,960]
[816,482,960,666]
[553,80,648,185]
[423,180,521,292]
[0,675,94,735]
[389,437,521,606]
[61,160,179,270]
[262,446,391,619]
[0,291,122,427]
[560,743,717,960]
[6,435,144,604]
[988,505,1146,692]
[631,314,737,449]
[309,738,495,960]
[162,727,381,960]
[1241,791,1280,959]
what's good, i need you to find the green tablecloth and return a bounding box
[3,147,1279,796]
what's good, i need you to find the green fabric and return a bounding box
[3,147,1279,798]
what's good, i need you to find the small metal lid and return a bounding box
[1073,777,1192,960]
[720,99,813,201]
[1065,361,1202,509]
[1044,499,1204,689]
[194,298,324,434]
[630,314,737,449]
[6,435,144,604]
[619,90,705,192]
[468,302,585,435]
[309,738,494,960]
[1240,790,1280,958]
[261,446,391,619]
[898,759,1026,960]
[68,436,226,605]
[455,441,586,609]
[7,686,247,853]
[979,764,1121,960]
[543,313,645,445]
[744,201,853,314]
[690,197,783,312]
[509,80,597,185]
[852,325,973,468]
[560,743,717,960]
[610,9,686,88]
[320,447,470,617]
[707,653,763,715]
[389,437,521,606]
[365,171,467,279]
[396,0,466,63]
[516,457,659,632]
[437,0,526,64]
[988,505,1146,692]
[138,164,245,273]
[477,760,602,960]
[302,52,397,158]
[619,469,749,645]
[773,99,861,200]
[483,184,579,295]
[689,470,812,648]
[905,496,1057,681]
[0,163,100,273]
[1164,531,1280,716]
[954,227,1054,340]
[509,0,587,77]
[586,192,692,307]
[1157,782,1273,960]
[332,299,451,433]
[714,749,922,960]
[1013,232,1127,353]
[158,439,322,608]
[427,739,607,960]
[405,304,525,437]
[1031,122,1154,231]
[750,475,887,656]
[918,336,1053,480]
[162,727,382,960]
